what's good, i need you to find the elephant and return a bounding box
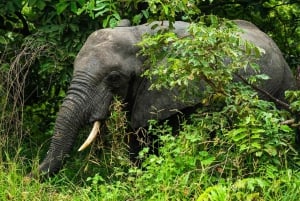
[35,19,296,176]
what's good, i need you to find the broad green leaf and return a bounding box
[239,144,248,151]
[55,2,69,15]
[255,151,263,157]
[201,156,216,166]
[0,36,7,44]
[264,146,277,156]
[163,5,169,15]
[255,73,270,80]
[70,1,78,13]
[34,0,46,10]
[227,128,247,141]
[251,142,262,149]
[251,128,265,134]
[280,125,292,132]
[93,3,108,12]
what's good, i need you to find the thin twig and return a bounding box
[234,73,291,111]
[280,119,295,125]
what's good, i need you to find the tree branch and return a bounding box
[14,11,30,36]
[234,73,291,111]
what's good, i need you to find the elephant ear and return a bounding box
[130,78,192,129]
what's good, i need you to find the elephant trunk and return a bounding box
[37,75,100,175]
[34,72,113,176]
[37,97,85,175]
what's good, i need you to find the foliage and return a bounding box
[0,0,300,200]
[80,97,132,178]
[198,0,300,68]
[0,154,90,200]
[84,90,300,200]
[139,16,263,102]
[262,0,300,65]
[145,0,201,25]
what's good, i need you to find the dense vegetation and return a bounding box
[0,0,299,200]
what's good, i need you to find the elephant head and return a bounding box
[36,20,295,175]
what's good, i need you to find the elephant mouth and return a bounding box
[78,90,113,151]
[78,120,101,151]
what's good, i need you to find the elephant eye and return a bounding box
[107,71,121,81]
[105,71,122,88]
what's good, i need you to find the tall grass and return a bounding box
[0,41,89,200]
[0,157,92,200]
[0,38,47,153]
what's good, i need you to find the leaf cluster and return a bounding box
[198,0,300,68]
[139,16,263,103]
[85,88,300,200]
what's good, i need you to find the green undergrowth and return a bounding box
[0,152,88,200]
[1,98,300,200]
[2,91,300,200]
[77,88,300,200]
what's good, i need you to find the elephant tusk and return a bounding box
[78,121,100,151]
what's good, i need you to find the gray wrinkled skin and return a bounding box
[36,20,296,176]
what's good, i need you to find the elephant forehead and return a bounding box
[89,28,139,48]
[77,28,139,60]
[74,28,141,74]
[74,49,122,71]
[74,46,141,78]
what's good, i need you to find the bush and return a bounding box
[86,93,300,200]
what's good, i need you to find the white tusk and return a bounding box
[78,121,100,151]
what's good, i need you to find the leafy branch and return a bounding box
[234,73,291,111]
[139,16,263,103]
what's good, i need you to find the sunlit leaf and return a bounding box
[55,2,69,15]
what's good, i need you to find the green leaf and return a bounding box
[142,9,149,19]
[32,0,46,10]
[199,151,209,157]
[70,2,78,13]
[77,0,85,6]
[245,41,252,55]
[255,73,270,80]
[239,144,248,151]
[227,128,247,141]
[251,128,265,134]
[93,3,108,12]
[133,14,142,25]
[264,145,277,156]
[280,125,292,132]
[201,156,216,166]
[249,62,261,72]
[0,36,7,45]
[69,23,79,32]
[55,2,69,15]
[28,0,37,7]
[102,16,110,27]
[255,151,263,157]
[251,142,262,149]
[163,5,169,15]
